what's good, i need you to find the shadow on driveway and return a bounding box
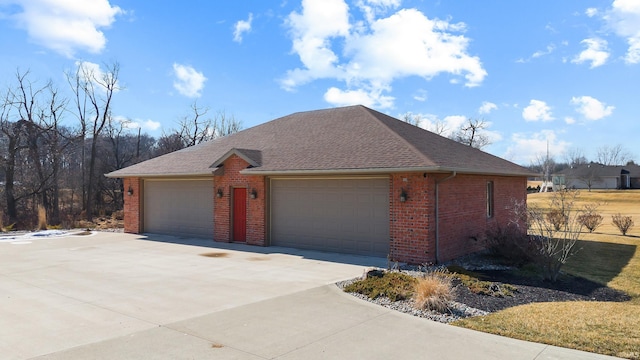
[135,232,389,268]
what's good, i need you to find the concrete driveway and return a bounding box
[0,232,620,359]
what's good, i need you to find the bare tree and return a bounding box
[67,62,120,220]
[154,132,185,156]
[513,190,584,282]
[400,112,448,135]
[564,147,588,168]
[596,144,632,166]
[402,113,421,127]
[163,101,242,152]
[575,165,602,192]
[0,90,25,224]
[452,118,491,149]
[177,101,213,147]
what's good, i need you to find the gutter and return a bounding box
[435,171,457,264]
[240,166,536,177]
[104,172,215,179]
[105,166,535,179]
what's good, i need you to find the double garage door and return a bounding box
[142,178,390,257]
[270,178,390,257]
[143,179,214,238]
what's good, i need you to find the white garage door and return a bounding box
[143,179,214,238]
[270,178,389,257]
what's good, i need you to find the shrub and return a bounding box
[413,271,454,312]
[546,209,567,231]
[344,272,416,301]
[484,224,532,266]
[578,213,603,233]
[518,190,584,282]
[37,205,47,231]
[447,266,516,297]
[112,210,124,221]
[612,213,634,236]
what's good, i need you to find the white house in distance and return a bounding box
[553,163,640,191]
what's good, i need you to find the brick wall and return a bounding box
[389,173,526,264]
[389,173,436,264]
[436,174,527,262]
[213,155,266,245]
[123,177,141,233]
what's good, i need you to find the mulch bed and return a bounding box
[452,270,631,312]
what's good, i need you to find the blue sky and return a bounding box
[0,0,638,165]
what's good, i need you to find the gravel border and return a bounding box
[336,273,488,324]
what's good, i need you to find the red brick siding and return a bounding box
[436,174,527,262]
[213,155,266,245]
[123,177,141,233]
[389,173,436,264]
[389,173,526,264]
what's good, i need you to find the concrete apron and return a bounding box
[0,232,620,360]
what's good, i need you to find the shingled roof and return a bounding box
[556,163,640,178]
[106,105,533,178]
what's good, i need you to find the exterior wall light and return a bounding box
[250,189,258,199]
[216,188,224,198]
[400,188,407,202]
[127,186,134,196]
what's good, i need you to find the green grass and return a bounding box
[343,272,416,301]
[454,190,640,359]
[446,265,516,297]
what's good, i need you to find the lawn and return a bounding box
[454,190,640,359]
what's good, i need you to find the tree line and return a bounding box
[0,64,240,229]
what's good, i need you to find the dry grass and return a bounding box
[37,205,47,231]
[413,272,454,312]
[454,190,640,359]
[456,302,640,359]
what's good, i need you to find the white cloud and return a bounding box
[532,44,556,59]
[324,86,394,108]
[586,8,599,17]
[505,130,570,164]
[172,63,207,98]
[479,101,497,114]
[141,119,161,131]
[522,99,554,122]
[283,0,486,108]
[233,13,253,43]
[356,0,401,23]
[570,95,614,120]
[5,0,122,57]
[113,116,161,132]
[572,38,610,68]
[412,89,427,102]
[605,0,640,64]
[565,116,576,124]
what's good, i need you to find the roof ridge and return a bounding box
[359,106,434,165]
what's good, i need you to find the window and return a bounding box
[486,181,494,218]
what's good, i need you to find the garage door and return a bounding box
[143,179,214,238]
[270,178,389,257]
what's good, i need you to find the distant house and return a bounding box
[106,105,533,264]
[554,163,640,190]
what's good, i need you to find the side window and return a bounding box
[487,181,494,218]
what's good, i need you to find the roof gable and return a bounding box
[210,148,262,168]
[107,105,532,178]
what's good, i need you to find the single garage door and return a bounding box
[270,178,389,257]
[143,179,214,238]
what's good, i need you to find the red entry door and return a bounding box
[233,188,247,242]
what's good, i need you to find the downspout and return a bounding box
[435,171,457,264]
